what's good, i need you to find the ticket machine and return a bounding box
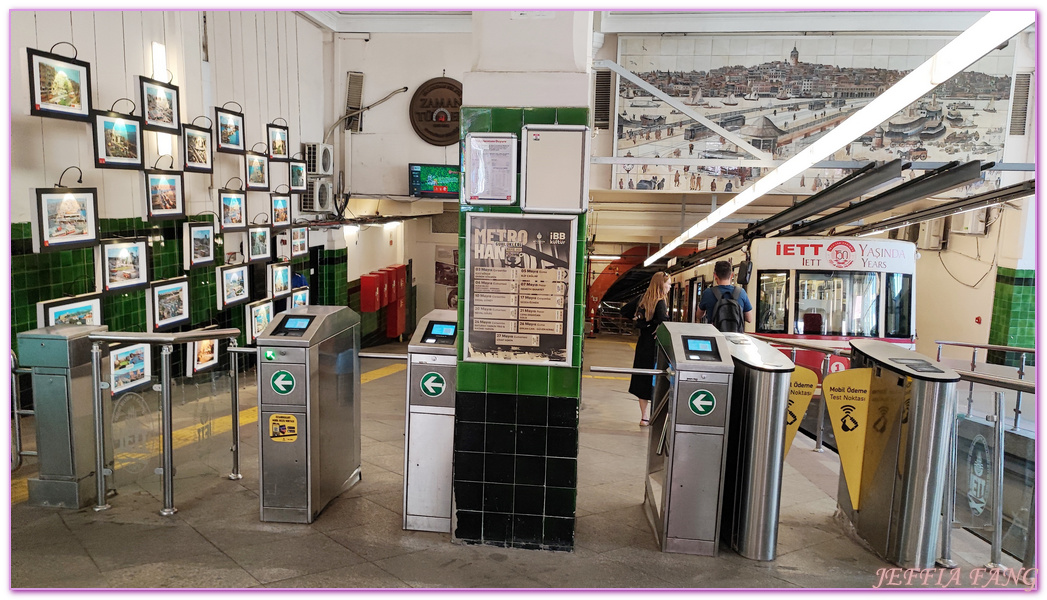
[403,309,459,532]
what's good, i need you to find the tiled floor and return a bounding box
[8,334,1027,590]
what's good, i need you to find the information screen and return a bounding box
[422,320,458,344]
[687,339,712,352]
[284,317,312,330]
[682,336,721,362]
[271,315,316,337]
[430,323,456,337]
[409,164,460,198]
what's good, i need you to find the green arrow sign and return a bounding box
[270,370,295,395]
[264,349,276,361]
[420,372,446,397]
[688,390,716,416]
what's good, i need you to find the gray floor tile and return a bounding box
[262,562,410,588]
[222,531,367,584]
[100,553,261,588]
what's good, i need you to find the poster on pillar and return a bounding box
[464,213,576,365]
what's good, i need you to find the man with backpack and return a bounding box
[696,260,754,333]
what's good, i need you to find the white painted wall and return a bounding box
[343,221,404,282]
[10,11,325,227]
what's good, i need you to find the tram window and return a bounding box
[795,271,879,337]
[885,273,913,338]
[755,271,789,333]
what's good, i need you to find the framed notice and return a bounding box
[463,213,576,366]
[463,132,517,205]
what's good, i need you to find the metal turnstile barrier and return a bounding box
[841,339,959,569]
[719,333,795,561]
[255,306,362,523]
[16,325,111,508]
[646,323,735,555]
[403,309,458,532]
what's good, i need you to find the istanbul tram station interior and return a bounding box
[6,9,1041,591]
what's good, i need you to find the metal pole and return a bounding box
[91,342,111,511]
[11,352,22,471]
[985,391,1005,569]
[815,353,829,452]
[228,342,243,480]
[790,348,797,364]
[936,344,943,362]
[936,407,959,569]
[159,344,177,516]
[1012,353,1026,431]
[966,348,977,417]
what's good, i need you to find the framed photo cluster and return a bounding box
[220,189,247,231]
[139,76,180,133]
[147,276,190,332]
[246,298,274,344]
[92,110,144,170]
[245,151,269,191]
[110,342,151,395]
[183,122,213,173]
[215,106,245,154]
[36,292,103,327]
[27,48,92,121]
[217,264,250,310]
[183,222,215,270]
[248,226,271,263]
[96,239,149,293]
[271,194,291,229]
[268,262,292,299]
[291,286,309,308]
[144,170,184,220]
[187,336,219,377]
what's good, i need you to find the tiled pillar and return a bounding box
[987,267,1035,367]
[452,106,588,551]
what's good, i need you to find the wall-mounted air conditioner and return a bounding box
[917,218,946,250]
[301,178,333,213]
[303,143,334,176]
[949,209,987,235]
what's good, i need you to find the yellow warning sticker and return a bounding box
[783,366,818,459]
[823,368,872,510]
[268,413,298,443]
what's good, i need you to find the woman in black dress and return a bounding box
[628,272,670,426]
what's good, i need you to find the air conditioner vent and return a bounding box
[301,178,333,213]
[303,143,334,176]
[1008,72,1031,136]
[344,71,364,132]
[593,70,612,130]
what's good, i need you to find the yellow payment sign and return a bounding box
[822,368,872,510]
[783,366,818,459]
[268,413,299,443]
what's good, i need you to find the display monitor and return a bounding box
[409,163,460,199]
[687,338,712,353]
[422,320,458,344]
[682,335,721,361]
[270,315,316,337]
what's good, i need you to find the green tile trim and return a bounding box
[517,365,550,396]
[487,363,519,394]
[457,361,488,392]
[550,366,581,398]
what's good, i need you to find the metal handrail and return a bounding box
[88,327,243,515]
[935,340,1035,355]
[360,352,409,360]
[955,370,1035,395]
[11,351,36,471]
[748,334,852,356]
[589,366,667,376]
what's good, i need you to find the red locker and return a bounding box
[393,264,407,299]
[377,269,390,307]
[380,267,398,302]
[360,273,382,312]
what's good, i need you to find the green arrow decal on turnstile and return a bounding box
[271,370,295,395]
[688,389,716,416]
[264,349,276,361]
[420,372,446,397]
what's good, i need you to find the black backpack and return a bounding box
[710,286,744,333]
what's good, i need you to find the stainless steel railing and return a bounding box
[87,328,242,515]
[936,340,1034,430]
[749,334,850,452]
[10,351,36,471]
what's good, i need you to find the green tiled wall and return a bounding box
[318,248,348,305]
[454,106,588,551]
[987,267,1035,367]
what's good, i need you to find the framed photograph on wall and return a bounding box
[267,123,289,162]
[143,170,184,220]
[290,226,308,257]
[291,286,309,308]
[32,187,99,253]
[271,194,291,229]
[244,151,270,192]
[182,222,215,269]
[289,160,307,192]
[147,276,190,331]
[110,343,151,395]
[215,106,245,154]
[26,47,93,122]
[247,225,271,263]
[267,262,292,299]
[217,264,250,310]
[182,122,213,173]
[138,76,180,133]
[186,336,219,377]
[246,298,275,344]
[36,292,103,328]
[97,238,149,293]
[219,189,247,232]
[91,110,144,170]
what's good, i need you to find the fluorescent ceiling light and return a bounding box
[589,255,622,261]
[644,10,1034,267]
[384,221,401,230]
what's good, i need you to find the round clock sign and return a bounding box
[409,77,462,146]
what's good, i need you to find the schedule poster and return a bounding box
[464,213,577,365]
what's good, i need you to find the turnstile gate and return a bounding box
[403,309,458,532]
[645,323,735,556]
[255,306,362,523]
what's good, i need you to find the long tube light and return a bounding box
[848,181,1035,237]
[643,11,1035,267]
[787,160,985,237]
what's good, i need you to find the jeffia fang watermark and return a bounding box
[874,567,1037,590]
